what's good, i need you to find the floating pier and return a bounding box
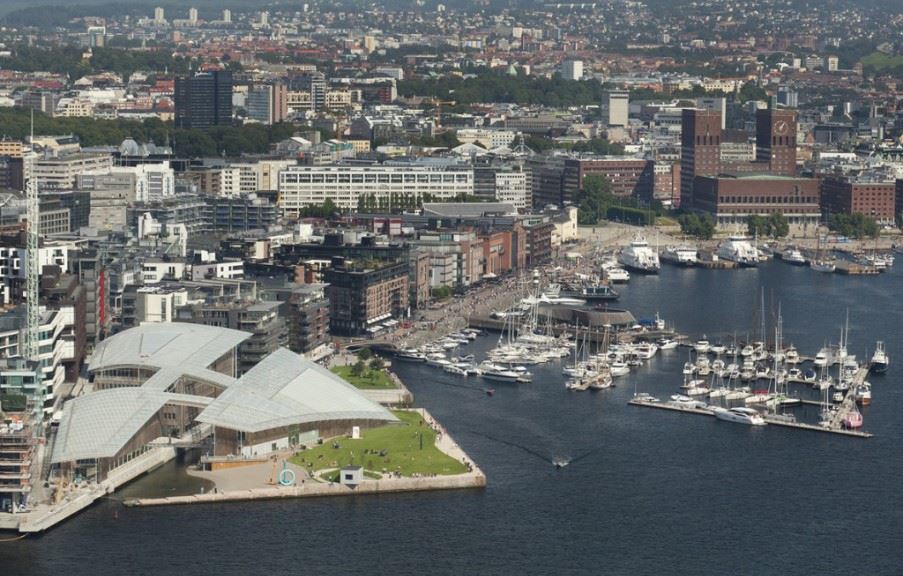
[628,395,873,439]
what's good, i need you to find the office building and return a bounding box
[278,164,474,214]
[246,84,288,125]
[601,90,629,128]
[324,259,409,337]
[174,71,233,129]
[821,176,896,224]
[561,60,583,81]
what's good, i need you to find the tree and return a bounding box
[829,213,879,239]
[575,175,614,225]
[768,213,790,238]
[678,213,716,239]
[357,348,372,362]
[369,358,384,372]
[350,360,367,377]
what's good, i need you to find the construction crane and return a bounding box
[24,112,45,434]
[422,98,457,127]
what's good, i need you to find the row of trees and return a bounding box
[349,348,384,378]
[828,213,880,239]
[0,109,305,158]
[746,214,790,239]
[574,175,658,226]
[677,213,716,239]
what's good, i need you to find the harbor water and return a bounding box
[2,261,902,574]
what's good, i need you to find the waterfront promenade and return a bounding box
[125,408,485,508]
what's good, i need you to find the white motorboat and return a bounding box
[661,246,698,267]
[444,365,466,376]
[782,248,806,265]
[814,348,828,367]
[694,338,711,354]
[709,343,726,355]
[609,361,630,377]
[658,337,679,350]
[604,267,631,283]
[784,346,800,364]
[396,349,426,362]
[618,237,661,274]
[714,407,767,426]
[682,361,696,375]
[633,342,658,360]
[481,366,523,383]
[716,235,759,267]
[425,354,451,368]
[854,382,872,405]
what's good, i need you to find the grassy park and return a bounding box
[330,365,396,389]
[290,410,468,478]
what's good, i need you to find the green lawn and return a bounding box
[290,410,468,478]
[331,365,396,389]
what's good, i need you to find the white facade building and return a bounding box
[278,165,474,213]
[494,171,530,209]
[456,129,521,149]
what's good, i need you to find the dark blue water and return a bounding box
[2,261,902,575]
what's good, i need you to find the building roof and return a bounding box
[54,324,396,463]
[51,388,213,463]
[422,202,518,218]
[88,322,249,372]
[197,349,396,433]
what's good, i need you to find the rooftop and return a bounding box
[54,324,396,463]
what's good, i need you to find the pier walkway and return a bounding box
[628,395,872,439]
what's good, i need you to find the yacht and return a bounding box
[566,284,619,301]
[657,337,679,350]
[618,237,661,274]
[609,361,630,377]
[481,365,523,383]
[694,337,711,354]
[714,407,767,426]
[870,341,889,374]
[396,349,426,362]
[661,246,698,267]
[604,267,631,283]
[716,235,759,267]
[782,248,806,265]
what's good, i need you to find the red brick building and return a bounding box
[821,177,896,224]
[693,174,821,228]
[562,158,655,203]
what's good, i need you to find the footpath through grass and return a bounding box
[331,365,396,389]
[290,410,468,478]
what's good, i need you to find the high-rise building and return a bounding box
[154,6,165,23]
[223,9,231,23]
[755,108,797,176]
[601,90,629,127]
[188,7,198,23]
[290,72,326,112]
[174,71,233,129]
[259,11,269,27]
[246,83,288,125]
[561,60,583,81]
[680,109,722,209]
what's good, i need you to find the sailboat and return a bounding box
[764,307,800,413]
[810,227,836,273]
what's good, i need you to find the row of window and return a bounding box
[719,196,818,205]
[282,173,470,184]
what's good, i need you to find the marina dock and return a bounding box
[628,392,873,439]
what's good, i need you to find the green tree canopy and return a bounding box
[678,212,716,239]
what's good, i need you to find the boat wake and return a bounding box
[466,431,598,469]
